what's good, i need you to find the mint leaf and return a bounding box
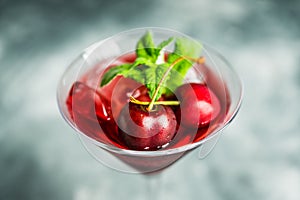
[168,37,202,70]
[100,31,174,90]
[100,64,133,86]
[144,64,169,100]
[157,37,174,50]
[155,37,174,64]
[136,31,173,64]
[165,37,202,92]
[144,67,156,99]
[136,31,156,62]
[125,67,145,84]
[132,57,156,68]
[154,64,170,97]
[100,31,203,103]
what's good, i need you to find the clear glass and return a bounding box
[57,27,243,174]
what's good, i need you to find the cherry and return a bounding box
[101,76,143,118]
[117,92,177,150]
[66,82,117,141]
[131,85,168,102]
[66,82,110,121]
[175,83,220,128]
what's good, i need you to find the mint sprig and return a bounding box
[164,37,202,94]
[144,63,169,100]
[136,31,174,63]
[100,31,202,101]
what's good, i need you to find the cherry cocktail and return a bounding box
[57,28,241,173]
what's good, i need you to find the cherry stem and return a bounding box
[130,96,180,106]
[146,56,205,111]
[146,57,183,111]
[190,56,205,64]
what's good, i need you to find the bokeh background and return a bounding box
[1,0,300,199]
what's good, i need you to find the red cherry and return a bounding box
[131,85,152,102]
[131,85,167,102]
[175,83,221,128]
[101,76,142,119]
[66,82,128,146]
[66,82,116,140]
[66,82,110,120]
[117,102,177,151]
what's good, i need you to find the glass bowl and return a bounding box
[57,27,243,174]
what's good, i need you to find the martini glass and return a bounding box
[57,28,242,197]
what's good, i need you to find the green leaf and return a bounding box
[157,37,174,50]
[168,37,202,66]
[155,37,174,64]
[125,67,146,84]
[100,64,132,86]
[100,31,203,103]
[165,37,202,91]
[136,31,156,62]
[163,66,187,95]
[136,32,173,64]
[144,64,169,100]
[144,67,156,99]
[132,57,156,68]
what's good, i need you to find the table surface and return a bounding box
[1,0,300,199]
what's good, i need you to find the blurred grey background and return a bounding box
[1,0,300,199]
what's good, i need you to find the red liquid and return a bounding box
[66,53,229,172]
